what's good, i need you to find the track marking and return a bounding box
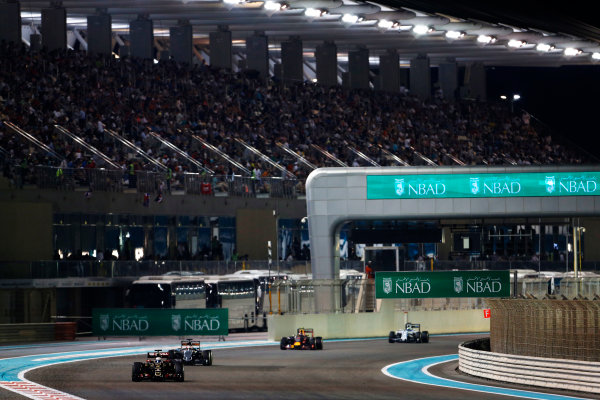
[382,354,595,400]
[0,381,85,400]
[0,340,276,400]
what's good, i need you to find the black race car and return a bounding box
[388,323,429,343]
[280,328,323,350]
[175,339,213,366]
[132,350,184,382]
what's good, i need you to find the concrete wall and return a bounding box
[0,201,53,261]
[267,300,489,340]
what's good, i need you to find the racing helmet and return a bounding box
[155,355,162,363]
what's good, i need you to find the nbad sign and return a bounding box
[375,270,510,299]
[92,308,228,336]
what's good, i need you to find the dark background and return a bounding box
[392,0,600,160]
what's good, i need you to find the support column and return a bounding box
[315,41,337,87]
[30,34,42,51]
[439,59,458,101]
[246,31,269,80]
[0,1,21,45]
[129,16,154,60]
[87,13,112,56]
[348,47,369,90]
[410,53,431,100]
[170,20,192,65]
[42,6,67,51]
[469,62,487,101]
[379,49,399,92]
[281,36,303,84]
[209,25,232,70]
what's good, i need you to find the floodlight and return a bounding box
[564,47,582,56]
[412,25,430,35]
[342,14,359,24]
[445,30,464,40]
[536,43,554,52]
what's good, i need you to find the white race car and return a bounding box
[388,323,429,343]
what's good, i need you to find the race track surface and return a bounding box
[1,333,598,400]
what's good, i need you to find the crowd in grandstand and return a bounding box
[0,40,590,191]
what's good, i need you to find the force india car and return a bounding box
[388,323,429,343]
[280,328,323,350]
[175,339,213,366]
[132,350,184,382]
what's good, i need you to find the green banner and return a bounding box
[367,171,600,200]
[375,270,510,299]
[92,308,228,336]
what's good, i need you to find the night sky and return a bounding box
[487,65,600,161]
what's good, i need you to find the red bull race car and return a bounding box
[280,328,323,350]
[132,350,184,382]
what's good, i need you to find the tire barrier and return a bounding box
[459,339,600,394]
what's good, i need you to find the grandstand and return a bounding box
[0,0,599,326]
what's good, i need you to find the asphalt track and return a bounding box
[1,333,598,400]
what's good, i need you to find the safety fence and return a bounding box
[0,259,324,280]
[486,299,600,362]
[459,338,600,394]
[5,165,302,199]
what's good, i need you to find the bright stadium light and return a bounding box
[536,43,554,52]
[445,30,464,40]
[513,94,521,101]
[264,1,282,11]
[477,35,496,44]
[564,47,582,56]
[377,19,393,29]
[508,39,526,48]
[412,25,431,35]
[342,14,359,24]
[305,8,326,17]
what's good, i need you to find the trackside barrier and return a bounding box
[0,323,56,343]
[459,339,600,394]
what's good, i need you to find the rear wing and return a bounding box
[405,323,421,330]
[147,351,170,358]
[297,328,314,336]
[181,340,201,347]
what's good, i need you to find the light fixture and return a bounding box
[445,30,464,40]
[592,52,600,60]
[342,14,359,24]
[412,25,432,35]
[477,35,496,44]
[377,19,393,29]
[264,1,281,11]
[536,43,554,52]
[305,7,326,17]
[508,39,526,48]
[500,95,507,100]
[513,94,521,101]
[564,47,582,56]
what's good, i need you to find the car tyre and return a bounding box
[280,337,288,350]
[421,331,429,343]
[132,362,143,382]
[202,350,213,366]
[315,336,323,350]
[388,331,396,343]
[174,361,184,382]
